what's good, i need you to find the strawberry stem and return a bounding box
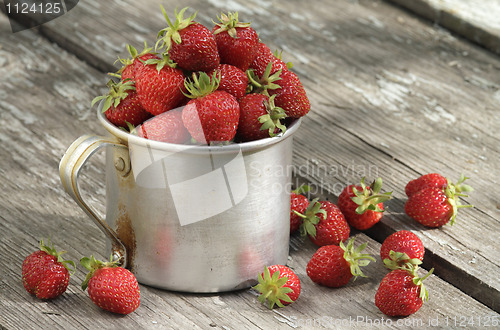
[340,237,376,278]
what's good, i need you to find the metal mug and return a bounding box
[59,105,301,292]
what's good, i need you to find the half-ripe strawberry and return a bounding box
[136,109,190,144]
[156,7,219,72]
[337,177,392,230]
[212,12,259,72]
[306,237,375,288]
[22,239,75,300]
[91,79,151,129]
[207,64,248,100]
[237,94,287,142]
[268,70,310,118]
[134,55,187,116]
[253,265,301,309]
[290,185,311,234]
[182,72,239,144]
[405,173,448,197]
[297,199,350,246]
[405,174,473,227]
[249,42,289,79]
[375,266,433,317]
[81,256,140,315]
[380,230,425,270]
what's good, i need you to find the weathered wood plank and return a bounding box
[386,0,500,55]
[1,0,500,328]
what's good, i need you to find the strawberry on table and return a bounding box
[156,7,219,72]
[297,198,350,246]
[405,174,474,227]
[81,255,140,315]
[212,12,260,72]
[375,264,433,317]
[236,94,287,142]
[136,109,190,144]
[253,265,301,309]
[337,177,392,231]
[91,78,151,129]
[181,72,240,144]
[207,64,248,100]
[306,237,375,288]
[380,230,425,270]
[405,173,448,197]
[289,185,311,234]
[22,239,75,300]
[134,54,187,116]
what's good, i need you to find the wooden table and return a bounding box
[1,0,499,328]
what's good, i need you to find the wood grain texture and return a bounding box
[1,0,499,328]
[386,0,500,55]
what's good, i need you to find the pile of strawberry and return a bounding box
[255,172,473,317]
[93,7,310,144]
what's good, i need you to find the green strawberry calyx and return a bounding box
[253,266,294,309]
[91,78,135,113]
[39,238,76,274]
[183,71,220,99]
[383,250,422,271]
[247,62,282,95]
[444,174,474,226]
[156,6,196,52]
[413,267,434,301]
[80,255,120,291]
[340,237,376,279]
[351,177,392,214]
[296,198,327,238]
[213,11,251,38]
[292,184,311,195]
[258,95,287,137]
[115,42,154,72]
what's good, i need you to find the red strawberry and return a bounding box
[380,230,425,270]
[181,72,240,144]
[249,42,289,78]
[212,12,259,72]
[253,265,301,309]
[405,174,473,227]
[81,256,140,315]
[337,177,392,230]
[268,70,310,119]
[237,94,287,142]
[208,64,248,100]
[297,199,350,246]
[156,7,219,72]
[136,109,190,144]
[117,43,159,82]
[375,266,433,317]
[289,185,311,234]
[306,237,375,288]
[134,56,187,116]
[405,173,448,197]
[92,79,151,129]
[22,239,75,300]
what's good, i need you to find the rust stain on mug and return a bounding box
[116,205,136,272]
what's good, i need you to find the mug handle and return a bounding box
[59,134,130,268]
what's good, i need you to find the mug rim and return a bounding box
[97,103,302,153]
